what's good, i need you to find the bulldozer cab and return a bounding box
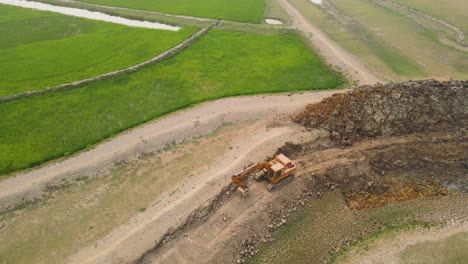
[269,163,285,180]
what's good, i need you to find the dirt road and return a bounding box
[62,91,341,264]
[275,0,383,85]
[68,124,314,264]
[135,80,467,264]
[138,131,468,264]
[0,90,343,209]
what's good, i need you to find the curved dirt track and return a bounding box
[138,131,468,264]
[340,221,468,264]
[68,123,312,264]
[0,90,344,209]
[275,0,383,85]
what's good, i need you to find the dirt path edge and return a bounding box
[0,90,344,210]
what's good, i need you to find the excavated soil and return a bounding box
[293,80,467,145]
[139,80,467,264]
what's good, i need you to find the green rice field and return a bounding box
[0,4,196,96]
[0,29,344,176]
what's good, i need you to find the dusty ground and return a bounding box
[136,80,467,264]
[1,80,465,264]
[0,90,345,264]
[67,122,315,264]
[336,221,468,264]
[138,130,467,264]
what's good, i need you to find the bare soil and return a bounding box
[136,80,467,264]
[138,130,467,264]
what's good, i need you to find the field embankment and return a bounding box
[1,25,212,103]
[78,0,266,23]
[0,3,196,96]
[0,29,344,176]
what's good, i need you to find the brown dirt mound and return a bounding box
[293,80,468,145]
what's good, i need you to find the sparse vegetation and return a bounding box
[329,0,468,78]
[400,232,468,264]
[0,4,196,96]
[391,0,468,35]
[246,191,463,264]
[288,0,468,80]
[330,221,431,263]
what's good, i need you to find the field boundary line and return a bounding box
[0,22,216,104]
[67,0,213,22]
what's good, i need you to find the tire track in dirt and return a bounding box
[275,0,383,85]
[67,125,308,264]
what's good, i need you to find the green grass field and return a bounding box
[79,0,266,23]
[0,29,344,176]
[0,4,196,96]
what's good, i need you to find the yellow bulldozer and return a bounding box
[231,153,296,196]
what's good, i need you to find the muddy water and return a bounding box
[0,0,180,31]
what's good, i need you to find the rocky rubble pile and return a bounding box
[236,193,318,263]
[293,80,468,145]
